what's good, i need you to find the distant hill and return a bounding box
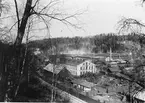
[28,36,94,54]
[28,33,145,54]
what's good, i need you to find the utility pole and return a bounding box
[110,47,113,61]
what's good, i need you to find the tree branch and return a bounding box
[32,0,40,9]
[14,0,33,46]
[14,0,20,29]
[34,12,82,29]
[38,15,51,37]
[39,0,59,13]
[117,17,145,34]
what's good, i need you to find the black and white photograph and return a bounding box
[0,0,145,102]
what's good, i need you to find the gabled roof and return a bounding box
[57,67,73,79]
[72,79,96,88]
[65,59,84,66]
[65,59,92,66]
[44,63,64,74]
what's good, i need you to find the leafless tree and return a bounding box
[117,0,145,101]
[0,0,84,102]
[117,0,145,34]
[117,17,144,34]
[117,0,145,49]
[11,0,83,46]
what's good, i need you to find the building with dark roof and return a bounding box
[64,59,98,76]
[44,59,98,76]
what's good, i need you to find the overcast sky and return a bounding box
[5,0,145,40]
[43,0,145,38]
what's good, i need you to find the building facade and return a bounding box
[44,55,98,76]
[65,60,98,76]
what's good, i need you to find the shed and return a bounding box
[72,79,96,92]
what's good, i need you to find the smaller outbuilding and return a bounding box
[71,79,96,92]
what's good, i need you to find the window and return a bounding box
[92,66,93,70]
[86,65,88,70]
[83,66,85,70]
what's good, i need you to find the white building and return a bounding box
[44,59,98,76]
[65,59,98,76]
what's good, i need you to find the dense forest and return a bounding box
[28,32,145,54]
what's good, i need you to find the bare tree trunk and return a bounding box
[14,0,32,46]
[0,53,8,101]
[14,18,31,99]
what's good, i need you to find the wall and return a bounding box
[77,60,98,76]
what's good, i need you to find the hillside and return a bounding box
[28,33,145,55]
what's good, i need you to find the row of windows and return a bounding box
[80,65,94,70]
[83,62,91,66]
[80,71,95,75]
[80,72,84,75]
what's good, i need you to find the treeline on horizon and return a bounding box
[28,32,145,53]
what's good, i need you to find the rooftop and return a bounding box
[57,67,73,79]
[65,59,84,66]
[44,63,64,74]
[72,79,96,88]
